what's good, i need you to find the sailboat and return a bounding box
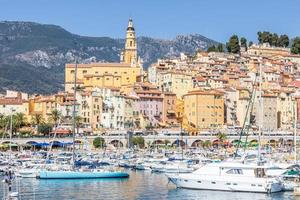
[38,58,129,179]
[2,109,19,198]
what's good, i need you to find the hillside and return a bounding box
[0,21,220,94]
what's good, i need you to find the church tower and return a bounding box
[121,18,138,65]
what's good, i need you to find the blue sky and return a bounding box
[1,0,299,43]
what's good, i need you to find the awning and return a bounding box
[50,129,71,134]
[32,142,50,147]
[0,143,18,147]
[167,110,176,114]
[158,122,167,127]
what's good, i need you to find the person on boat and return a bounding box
[4,171,13,192]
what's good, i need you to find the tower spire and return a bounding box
[121,18,137,66]
[127,18,134,31]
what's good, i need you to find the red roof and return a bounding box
[288,81,300,88]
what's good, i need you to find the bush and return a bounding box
[19,131,32,138]
[132,136,145,148]
[38,124,52,135]
[93,137,105,148]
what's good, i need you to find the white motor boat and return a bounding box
[151,161,194,173]
[16,168,39,178]
[167,161,283,193]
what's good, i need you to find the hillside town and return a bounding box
[3,0,300,197]
[1,18,300,137]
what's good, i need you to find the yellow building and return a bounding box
[247,44,290,57]
[157,71,193,99]
[29,95,57,122]
[65,18,142,92]
[183,90,224,132]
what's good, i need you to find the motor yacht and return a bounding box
[167,161,283,193]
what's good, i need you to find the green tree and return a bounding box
[271,33,279,46]
[207,45,217,52]
[249,41,253,47]
[38,124,52,135]
[132,136,145,148]
[49,109,61,127]
[257,31,272,44]
[31,113,44,126]
[14,113,27,134]
[75,116,83,135]
[226,35,240,54]
[240,37,247,51]
[93,137,105,148]
[217,44,224,52]
[217,132,227,147]
[31,113,45,134]
[278,34,289,47]
[291,37,300,54]
[0,114,9,131]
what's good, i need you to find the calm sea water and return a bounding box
[0,171,298,200]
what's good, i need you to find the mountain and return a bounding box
[0,21,220,94]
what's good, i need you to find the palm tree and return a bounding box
[14,113,27,133]
[75,116,83,135]
[49,109,61,127]
[217,132,227,147]
[0,114,8,130]
[0,114,9,138]
[31,113,44,126]
[31,113,44,134]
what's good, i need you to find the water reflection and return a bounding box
[0,171,297,200]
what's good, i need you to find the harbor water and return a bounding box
[0,170,298,200]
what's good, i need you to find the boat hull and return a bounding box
[38,171,129,179]
[167,174,282,193]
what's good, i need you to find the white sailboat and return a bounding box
[38,58,129,179]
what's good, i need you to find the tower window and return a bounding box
[130,41,133,47]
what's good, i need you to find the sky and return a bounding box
[0,0,299,43]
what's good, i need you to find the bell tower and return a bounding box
[121,18,137,65]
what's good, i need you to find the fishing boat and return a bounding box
[167,161,283,193]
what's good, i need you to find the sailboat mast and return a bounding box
[9,108,13,165]
[258,63,263,163]
[294,98,297,163]
[72,58,78,170]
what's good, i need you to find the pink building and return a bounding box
[134,83,163,127]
